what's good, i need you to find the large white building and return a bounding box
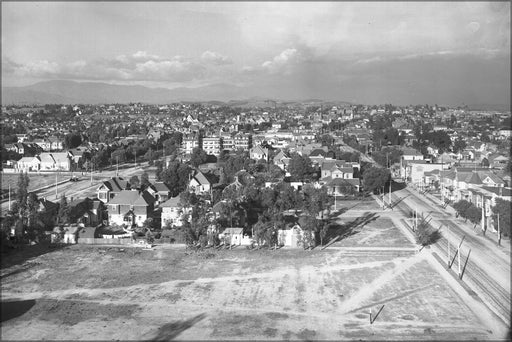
[202,136,222,156]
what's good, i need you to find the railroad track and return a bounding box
[391,193,511,326]
[435,236,511,324]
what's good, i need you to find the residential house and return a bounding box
[68,197,106,227]
[249,145,269,161]
[189,171,217,195]
[219,227,244,246]
[273,150,291,171]
[97,177,131,203]
[160,196,187,228]
[277,223,310,248]
[38,197,60,228]
[51,152,71,171]
[108,190,156,227]
[147,182,172,205]
[488,153,509,170]
[47,136,64,151]
[401,148,424,161]
[16,156,41,172]
[51,225,80,244]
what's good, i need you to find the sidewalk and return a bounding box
[409,186,510,252]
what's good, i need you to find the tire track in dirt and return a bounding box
[337,252,426,314]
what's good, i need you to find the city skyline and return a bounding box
[2,2,510,106]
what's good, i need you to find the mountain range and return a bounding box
[3,80,351,106]
[1,80,262,105]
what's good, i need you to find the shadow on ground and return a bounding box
[325,212,380,242]
[1,299,36,322]
[1,241,66,270]
[151,313,207,341]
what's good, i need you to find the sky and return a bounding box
[2,2,510,105]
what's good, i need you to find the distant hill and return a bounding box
[1,80,251,105]
[1,80,350,106]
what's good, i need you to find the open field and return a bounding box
[1,173,62,193]
[2,209,508,341]
[330,215,415,248]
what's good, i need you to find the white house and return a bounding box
[161,196,186,228]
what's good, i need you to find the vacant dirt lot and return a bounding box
[1,234,505,341]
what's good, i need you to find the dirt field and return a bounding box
[1,221,507,341]
[1,173,61,192]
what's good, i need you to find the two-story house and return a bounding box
[147,182,172,205]
[160,196,188,228]
[108,190,156,227]
[97,177,131,203]
[249,145,269,161]
[189,171,218,195]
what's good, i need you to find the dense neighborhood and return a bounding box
[1,102,511,248]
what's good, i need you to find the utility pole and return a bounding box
[440,162,444,205]
[389,177,392,207]
[116,156,119,177]
[497,213,501,246]
[481,202,485,236]
[457,245,461,278]
[55,171,58,199]
[90,163,93,185]
[8,184,11,211]
[447,239,451,268]
[414,207,417,231]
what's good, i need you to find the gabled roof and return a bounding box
[160,196,181,208]
[466,172,483,185]
[479,172,504,185]
[100,177,130,192]
[39,153,55,164]
[133,191,156,206]
[222,227,243,235]
[192,171,218,185]
[309,149,327,157]
[250,145,268,156]
[109,190,141,205]
[150,182,171,193]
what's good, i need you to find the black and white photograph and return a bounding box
[1,2,510,340]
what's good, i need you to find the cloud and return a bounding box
[261,48,301,74]
[2,51,221,83]
[201,50,232,65]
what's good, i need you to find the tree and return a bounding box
[427,131,452,153]
[452,200,471,218]
[140,171,151,189]
[64,133,82,149]
[362,167,390,194]
[15,172,29,215]
[415,214,442,246]
[129,175,140,189]
[288,153,315,181]
[372,146,403,168]
[492,198,511,238]
[57,195,70,225]
[190,147,208,167]
[159,161,192,197]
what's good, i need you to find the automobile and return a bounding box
[69,176,79,182]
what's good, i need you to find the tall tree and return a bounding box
[57,195,70,225]
[288,153,315,181]
[140,171,151,189]
[129,175,140,189]
[492,198,511,238]
[190,147,208,168]
[362,167,390,194]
